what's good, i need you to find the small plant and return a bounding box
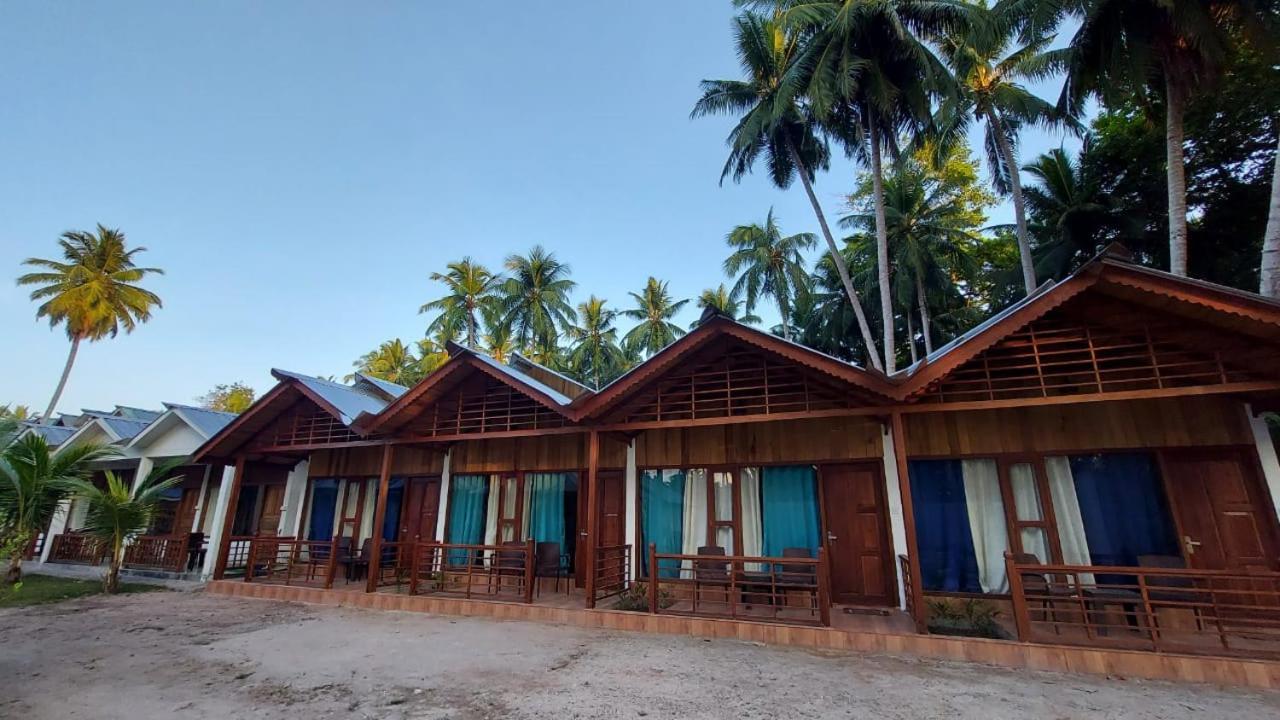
[926,598,1007,640]
[612,582,675,612]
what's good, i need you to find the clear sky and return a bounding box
[0,2,1081,415]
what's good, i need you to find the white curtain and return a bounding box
[961,460,1009,594]
[1009,463,1051,563]
[483,475,500,563]
[681,469,708,574]
[1046,457,1095,585]
[521,477,533,541]
[739,468,764,570]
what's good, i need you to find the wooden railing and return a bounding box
[591,544,631,606]
[244,537,339,588]
[899,554,919,628]
[371,540,415,590]
[404,540,536,603]
[47,532,108,565]
[123,535,190,572]
[647,545,832,627]
[1006,555,1280,659]
[23,532,46,560]
[223,536,254,575]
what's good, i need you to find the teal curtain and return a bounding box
[527,472,567,551]
[641,469,685,578]
[447,475,489,565]
[761,466,821,559]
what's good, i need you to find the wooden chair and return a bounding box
[694,546,730,610]
[492,541,527,596]
[534,541,571,597]
[1012,552,1075,634]
[1138,554,1220,635]
[777,547,818,613]
[185,532,206,572]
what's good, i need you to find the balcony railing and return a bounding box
[123,535,190,573]
[405,541,536,603]
[591,544,631,606]
[647,545,832,627]
[47,532,108,566]
[1006,554,1280,659]
[243,537,339,588]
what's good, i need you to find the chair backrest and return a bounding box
[780,547,814,577]
[497,540,525,569]
[360,538,375,560]
[695,545,728,572]
[1138,554,1193,589]
[336,536,353,558]
[1011,552,1050,592]
[536,541,561,566]
[187,532,204,547]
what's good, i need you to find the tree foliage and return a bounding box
[197,383,256,414]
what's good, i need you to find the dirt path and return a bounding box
[1,590,1277,719]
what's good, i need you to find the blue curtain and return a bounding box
[527,473,567,551]
[1070,453,1179,570]
[381,478,405,541]
[447,475,489,564]
[909,460,983,593]
[761,466,820,559]
[307,479,339,541]
[641,470,685,578]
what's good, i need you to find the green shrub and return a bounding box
[612,582,675,611]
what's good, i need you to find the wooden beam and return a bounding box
[389,425,587,445]
[212,457,246,580]
[366,444,395,593]
[899,381,1280,414]
[585,429,600,608]
[250,439,387,454]
[597,406,885,432]
[889,412,926,634]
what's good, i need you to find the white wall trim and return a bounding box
[201,465,236,578]
[434,449,451,542]
[1246,404,1280,526]
[881,423,910,611]
[625,439,639,581]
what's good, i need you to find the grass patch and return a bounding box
[0,573,164,608]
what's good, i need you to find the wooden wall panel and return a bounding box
[635,417,883,467]
[903,397,1251,457]
[309,446,445,477]
[392,446,445,475]
[448,433,625,472]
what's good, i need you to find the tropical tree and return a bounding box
[692,11,883,370]
[197,383,256,414]
[497,246,577,353]
[416,332,455,376]
[65,462,182,593]
[419,258,502,349]
[566,296,628,389]
[694,284,762,325]
[17,225,164,423]
[0,434,114,584]
[780,0,971,372]
[723,209,815,340]
[622,277,689,358]
[1053,0,1270,277]
[1264,133,1280,297]
[349,339,424,386]
[935,6,1075,294]
[0,405,34,423]
[480,307,517,363]
[1022,146,1131,279]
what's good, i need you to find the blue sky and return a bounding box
[0,2,1082,415]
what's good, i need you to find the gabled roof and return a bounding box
[126,403,239,451]
[509,352,592,400]
[15,422,75,447]
[353,373,410,401]
[271,369,394,425]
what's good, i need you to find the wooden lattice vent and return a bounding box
[919,314,1258,403]
[258,406,362,447]
[405,374,570,437]
[619,349,859,423]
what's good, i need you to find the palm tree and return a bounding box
[1263,132,1280,297]
[692,11,883,371]
[0,434,113,584]
[1022,146,1130,279]
[723,209,815,340]
[65,462,182,593]
[419,258,502,349]
[17,225,164,423]
[497,246,577,353]
[416,332,454,376]
[349,339,423,386]
[0,405,34,423]
[781,0,971,372]
[694,284,762,325]
[566,296,628,389]
[1055,0,1268,277]
[935,7,1075,294]
[622,278,689,358]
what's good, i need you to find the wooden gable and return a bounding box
[396,368,572,439]
[246,396,364,450]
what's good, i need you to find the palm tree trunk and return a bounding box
[105,536,123,593]
[778,298,791,341]
[784,137,884,372]
[916,273,934,356]
[42,335,80,424]
[987,107,1037,295]
[868,117,896,373]
[6,552,22,585]
[906,309,919,365]
[467,309,478,349]
[1165,76,1189,277]
[1261,130,1280,298]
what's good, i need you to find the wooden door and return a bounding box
[819,463,897,606]
[597,470,625,547]
[257,484,286,536]
[174,488,200,536]
[1163,448,1280,574]
[399,477,442,542]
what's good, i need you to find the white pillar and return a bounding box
[134,457,155,489]
[881,423,911,611]
[39,500,72,563]
[190,465,212,533]
[201,465,236,578]
[278,460,310,537]
[434,449,451,541]
[625,438,639,581]
[1246,405,1280,526]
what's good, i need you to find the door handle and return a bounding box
[1183,535,1202,556]
[827,532,838,543]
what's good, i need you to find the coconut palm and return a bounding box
[694,284,762,325]
[348,339,423,385]
[622,278,689,358]
[935,7,1076,294]
[497,246,577,353]
[1022,146,1131,279]
[0,405,34,422]
[17,226,164,423]
[779,0,972,372]
[724,209,816,340]
[1263,133,1280,297]
[0,434,114,584]
[64,462,182,592]
[566,297,628,389]
[692,11,883,370]
[419,258,502,349]
[1054,0,1269,277]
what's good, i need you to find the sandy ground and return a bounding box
[1,590,1278,720]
